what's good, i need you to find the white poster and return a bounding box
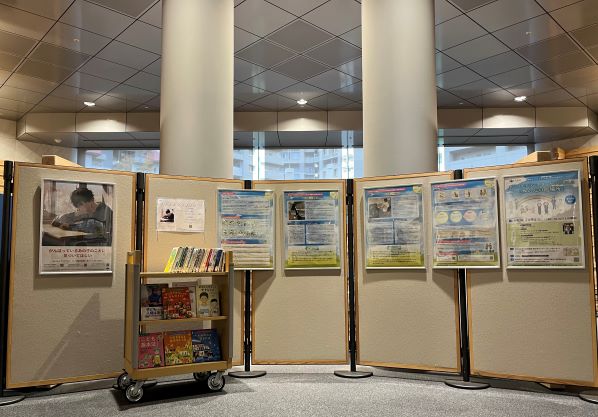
[156,198,205,233]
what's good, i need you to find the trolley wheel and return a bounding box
[125,384,144,402]
[193,372,210,382]
[206,372,225,392]
[117,372,132,390]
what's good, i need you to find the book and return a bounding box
[164,247,179,272]
[164,331,193,366]
[138,333,164,369]
[162,287,194,319]
[162,247,226,273]
[196,284,220,317]
[192,329,222,363]
[140,284,167,320]
[171,281,197,317]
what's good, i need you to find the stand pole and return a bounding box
[579,156,598,404]
[135,173,145,252]
[445,170,489,390]
[0,162,24,405]
[335,179,372,379]
[229,180,265,379]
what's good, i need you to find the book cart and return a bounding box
[116,250,234,402]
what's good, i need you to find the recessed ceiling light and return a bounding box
[458,102,464,105]
[53,138,62,144]
[514,95,527,102]
[297,98,308,105]
[525,31,532,35]
[83,101,96,107]
[73,38,80,43]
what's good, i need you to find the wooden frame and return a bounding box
[353,171,461,374]
[6,162,136,389]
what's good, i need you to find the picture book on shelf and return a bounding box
[138,333,164,369]
[163,247,226,273]
[140,284,167,320]
[163,247,179,272]
[192,329,222,363]
[162,287,194,319]
[171,281,197,317]
[196,284,220,317]
[164,331,193,366]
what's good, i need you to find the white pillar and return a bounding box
[160,0,233,178]
[362,0,437,176]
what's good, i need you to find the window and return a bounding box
[83,149,160,173]
[438,146,529,171]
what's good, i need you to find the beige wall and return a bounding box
[535,134,598,153]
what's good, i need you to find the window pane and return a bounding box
[439,146,529,171]
[83,149,160,173]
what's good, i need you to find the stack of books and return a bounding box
[138,329,222,368]
[164,247,226,273]
[140,283,220,320]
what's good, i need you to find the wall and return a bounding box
[535,134,598,153]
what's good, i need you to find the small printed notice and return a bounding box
[283,190,341,269]
[431,178,500,268]
[364,185,425,269]
[504,170,585,268]
[157,198,205,233]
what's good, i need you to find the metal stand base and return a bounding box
[334,370,373,379]
[228,371,267,379]
[444,379,490,390]
[0,395,25,406]
[579,391,598,404]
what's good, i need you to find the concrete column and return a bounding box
[160,0,233,178]
[362,0,437,176]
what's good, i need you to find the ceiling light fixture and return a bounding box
[297,98,308,105]
[53,138,62,144]
[514,96,527,102]
[83,101,96,107]
[73,38,80,42]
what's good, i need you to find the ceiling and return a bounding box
[0,0,598,120]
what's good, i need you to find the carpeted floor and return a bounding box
[2,371,597,417]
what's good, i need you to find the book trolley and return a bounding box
[116,250,234,402]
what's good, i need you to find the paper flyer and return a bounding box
[156,198,205,233]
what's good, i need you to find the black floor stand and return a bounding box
[0,162,25,406]
[335,179,372,379]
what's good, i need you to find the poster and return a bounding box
[40,179,114,274]
[156,198,205,233]
[504,170,585,268]
[431,178,500,268]
[283,190,341,269]
[218,189,274,270]
[364,185,425,269]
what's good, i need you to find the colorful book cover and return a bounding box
[164,331,193,366]
[138,333,164,369]
[164,247,179,272]
[171,281,197,317]
[140,284,167,320]
[162,287,193,319]
[192,329,222,363]
[196,284,220,317]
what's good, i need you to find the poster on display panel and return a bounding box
[504,170,585,268]
[39,179,114,274]
[431,178,500,268]
[156,198,205,233]
[363,185,425,269]
[283,190,341,269]
[217,189,274,270]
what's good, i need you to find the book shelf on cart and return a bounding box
[117,250,234,402]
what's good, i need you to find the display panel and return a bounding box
[39,179,115,274]
[217,189,274,270]
[283,190,341,269]
[504,170,585,268]
[431,178,500,268]
[363,184,425,269]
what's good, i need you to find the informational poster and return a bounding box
[432,178,500,268]
[283,190,341,269]
[39,179,114,274]
[504,170,585,268]
[156,198,205,233]
[218,189,274,270]
[364,185,425,268]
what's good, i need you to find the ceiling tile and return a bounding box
[17,59,74,83]
[61,0,135,38]
[488,65,544,88]
[340,26,361,48]
[535,0,581,11]
[107,84,156,103]
[245,70,298,92]
[449,78,501,98]
[125,71,161,93]
[117,20,161,54]
[443,34,509,65]
[235,57,265,81]
[234,0,296,36]
[43,22,112,55]
[277,82,327,101]
[525,88,575,106]
[449,0,496,12]
[38,95,86,112]
[0,0,73,19]
[87,0,155,18]
[533,50,594,76]
[0,109,23,120]
[468,0,544,32]
[468,89,523,107]
[588,44,598,60]
[29,43,91,70]
[283,103,321,112]
[0,52,21,72]
[130,131,160,140]
[272,55,329,80]
[235,39,296,67]
[5,73,58,93]
[572,24,598,49]
[234,82,270,102]
[304,69,358,91]
[251,93,296,110]
[92,94,140,111]
[550,0,598,31]
[0,85,45,104]
[493,14,565,49]
[64,72,119,94]
[80,57,138,82]
[51,84,102,102]
[267,19,333,53]
[436,66,483,89]
[435,14,486,50]
[436,52,461,74]
[468,51,528,77]
[140,1,162,27]
[437,89,469,107]
[305,38,361,67]
[0,3,54,39]
[305,92,353,110]
[334,81,361,101]
[278,131,327,147]
[0,97,34,113]
[235,26,260,52]
[0,30,36,57]
[435,0,462,24]
[237,103,268,112]
[144,59,161,76]
[516,34,578,63]
[303,0,361,36]
[97,41,160,69]
[337,57,361,79]
[507,77,561,96]
[265,0,329,16]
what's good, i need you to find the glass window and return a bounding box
[438,146,529,171]
[83,149,160,173]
